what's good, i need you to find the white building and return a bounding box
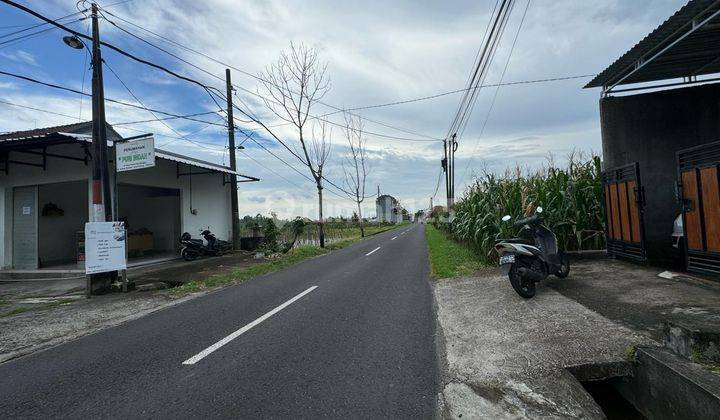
[0,122,256,270]
[376,194,402,224]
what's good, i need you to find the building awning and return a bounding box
[586,0,720,90]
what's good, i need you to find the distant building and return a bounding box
[376,194,402,223]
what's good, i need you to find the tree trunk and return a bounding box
[357,201,364,237]
[317,185,325,248]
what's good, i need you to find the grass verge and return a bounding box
[425,224,485,279]
[173,224,400,295]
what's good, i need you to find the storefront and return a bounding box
[0,121,256,270]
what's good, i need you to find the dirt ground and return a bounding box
[0,252,260,363]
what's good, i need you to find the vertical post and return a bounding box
[448,133,457,215]
[87,2,113,296]
[90,3,111,223]
[225,69,240,251]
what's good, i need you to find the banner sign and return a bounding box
[117,136,155,172]
[85,222,127,274]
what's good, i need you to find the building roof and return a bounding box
[585,0,720,89]
[0,122,258,180]
[0,121,121,143]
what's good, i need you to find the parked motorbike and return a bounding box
[494,207,570,298]
[179,229,232,261]
[200,229,232,254]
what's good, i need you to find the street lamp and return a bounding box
[62,35,85,50]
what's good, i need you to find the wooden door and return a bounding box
[678,141,720,277]
[602,163,645,261]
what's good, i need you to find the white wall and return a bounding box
[0,141,233,268]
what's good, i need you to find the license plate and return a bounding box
[499,254,515,265]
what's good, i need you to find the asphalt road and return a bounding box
[0,224,440,418]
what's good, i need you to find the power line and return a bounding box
[337,74,595,113]
[0,69,227,127]
[239,149,306,191]
[114,111,220,126]
[96,6,442,141]
[459,0,530,186]
[0,98,79,120]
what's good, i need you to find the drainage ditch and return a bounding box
[580,378,645,420]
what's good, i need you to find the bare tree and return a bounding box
[342,113,369,237]
[258,42,331,247]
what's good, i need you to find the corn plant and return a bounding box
[450,153,605,262]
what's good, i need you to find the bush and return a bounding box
[451,153,605,262]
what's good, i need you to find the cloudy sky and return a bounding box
[0,0,686,219]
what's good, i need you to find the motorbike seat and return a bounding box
[186,239,204,245]
[498,238,535,245]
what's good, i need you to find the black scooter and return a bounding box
[179,229,231,261]
[494,207,570,298]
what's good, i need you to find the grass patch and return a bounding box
[425,224,485,279]
[0,307,32,318]
[173,224,402,295]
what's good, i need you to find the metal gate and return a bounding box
[678,141,720,276]
[602,162,646,261]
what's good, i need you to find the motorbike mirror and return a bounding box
[501,215,511,222]
[536,206,543,214]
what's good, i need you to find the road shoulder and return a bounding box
[432,269,656,418]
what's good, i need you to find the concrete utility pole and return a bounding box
[87,2,113,296]
[90,2,111,223]
[445,133,457,215]
[225,69,240,250]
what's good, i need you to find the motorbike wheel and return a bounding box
[181,248,198,261]
[556,251,570,278]
[508,263,536,299]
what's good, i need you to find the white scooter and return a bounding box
[494,207,570,298]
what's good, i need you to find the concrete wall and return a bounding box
[600,83,720,266]
[0,141,233,268]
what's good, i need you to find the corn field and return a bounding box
[442,153,606,262]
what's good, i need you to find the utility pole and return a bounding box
[86,2,113,296]
[225,69,240,250]
[448,133,457,214]
[90,2,111,223]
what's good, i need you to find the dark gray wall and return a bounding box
[600,83,720,266]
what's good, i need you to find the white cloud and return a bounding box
[0,0,690,217]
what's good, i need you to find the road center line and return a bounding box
[182,286,318,365]
[391,236,397,240]
[366,246,381,256]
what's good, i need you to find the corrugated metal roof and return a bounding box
[586,0,720,89]
[0,124,257,180]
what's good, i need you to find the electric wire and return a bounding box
[96,6,442,141]
[459,0,530,186]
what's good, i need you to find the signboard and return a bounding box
[116,136,155,172]
[85,222,127,275]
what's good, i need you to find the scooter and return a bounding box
[494,207,570,298]
[179,229,231,261]
[200,229,232,254]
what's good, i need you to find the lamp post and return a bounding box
[65,3,113,295]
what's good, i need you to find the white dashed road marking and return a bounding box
[182,286,318,365]
[366,247,381,256]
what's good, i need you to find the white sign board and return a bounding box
[85,222,127,275]
[116,137,155,172]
